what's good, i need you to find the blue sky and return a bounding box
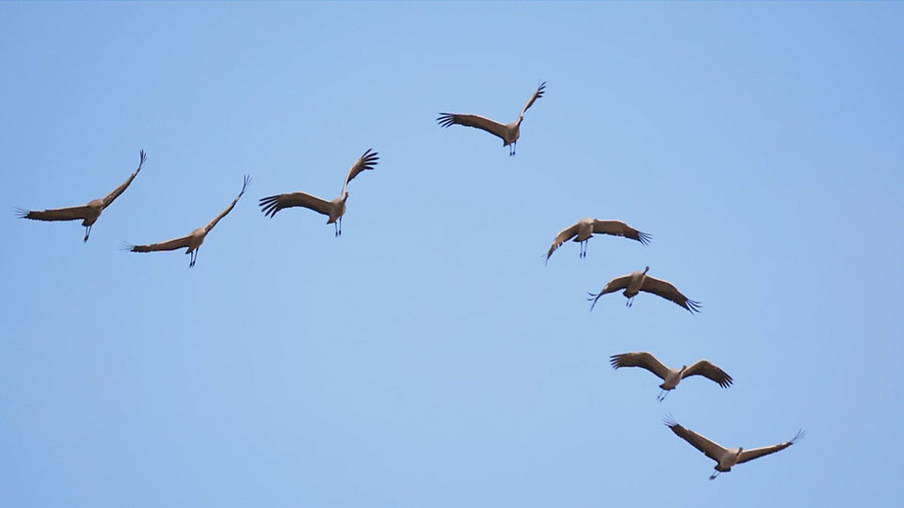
[2,2,902,507]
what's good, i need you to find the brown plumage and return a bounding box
[588,266,701,313]
[610,352,732,401]
[546,218,651,263]
[17,150,147,242]
[126,174,250,267]
[437,82,546,156]
[259,149,378,237]
[664,415,804,480]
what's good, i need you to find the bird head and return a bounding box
[643,266,650,274]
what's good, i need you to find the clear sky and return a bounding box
[2,2,902,507]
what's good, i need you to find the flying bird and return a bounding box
[259,149,378,237]
[610,352,732,401]
[588,266,701,313]
[17,150,147,242]
[546,218,651,263]
[437,82,546,156]
[126,174,250,267]
[664,415,804,480]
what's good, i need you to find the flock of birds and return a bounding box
[16,81,803,481]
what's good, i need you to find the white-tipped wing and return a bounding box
[737,429,805,464]
[683,360,733,388]
[342,149,379,193]
[127,234,193,253]
[592,220,652,245]
[102,149,146,208]
[17,205,93,222]
[664,415,727,463]
[641,275,701,313]
[259,191,332,218]
[546,223,580,262]
[436,113,509,141]
[610,352,671,381]
[205,174,250,233]
[519,81,546,118]
[587,274,632,311]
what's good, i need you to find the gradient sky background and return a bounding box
[2,2,903,507]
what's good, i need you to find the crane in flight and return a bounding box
[125,174,250,267]
[588,266,701,313]
[259,149,378,237]
[17,150,147,242]
[610,352,732,401]
[437,82,546,156]
[664,415,804,480]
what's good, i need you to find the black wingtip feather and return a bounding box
[436,113,456,128]
[259,196,280,218]
[663,413,679,428]
[587,292,603,311]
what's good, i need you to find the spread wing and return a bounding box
[126,235,192,253]
[16,205,93,222]
[592,220,652,245]
[664,415,727,463]
[683,360,733,388]
[102,149,146,208]
[737,429,805,465]
[609,352,671,381]
[587,274,632,311]
[205,174,250,233]
[641,275,701,313]
[546,223,579,263]
[259,191,332,218]
[342,148,379,193]
[519,81,546,119]
[436,113,508,141]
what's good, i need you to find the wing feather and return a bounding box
[546,223,579,263]
[663,415,727,462]
[641,275,701,313]
[343,149,379,192]
[587,274,632,311]
[592,220,652,245]
[259,191,332,218]
[127,234,192,253]
[16,205,93,222]
[102,149,146,207]
[737,429,805,464]
[610,352,671,381]
[519,81,546,118]
[683,360,733,388]
[436,113,508,141]
[205,174,250,232]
